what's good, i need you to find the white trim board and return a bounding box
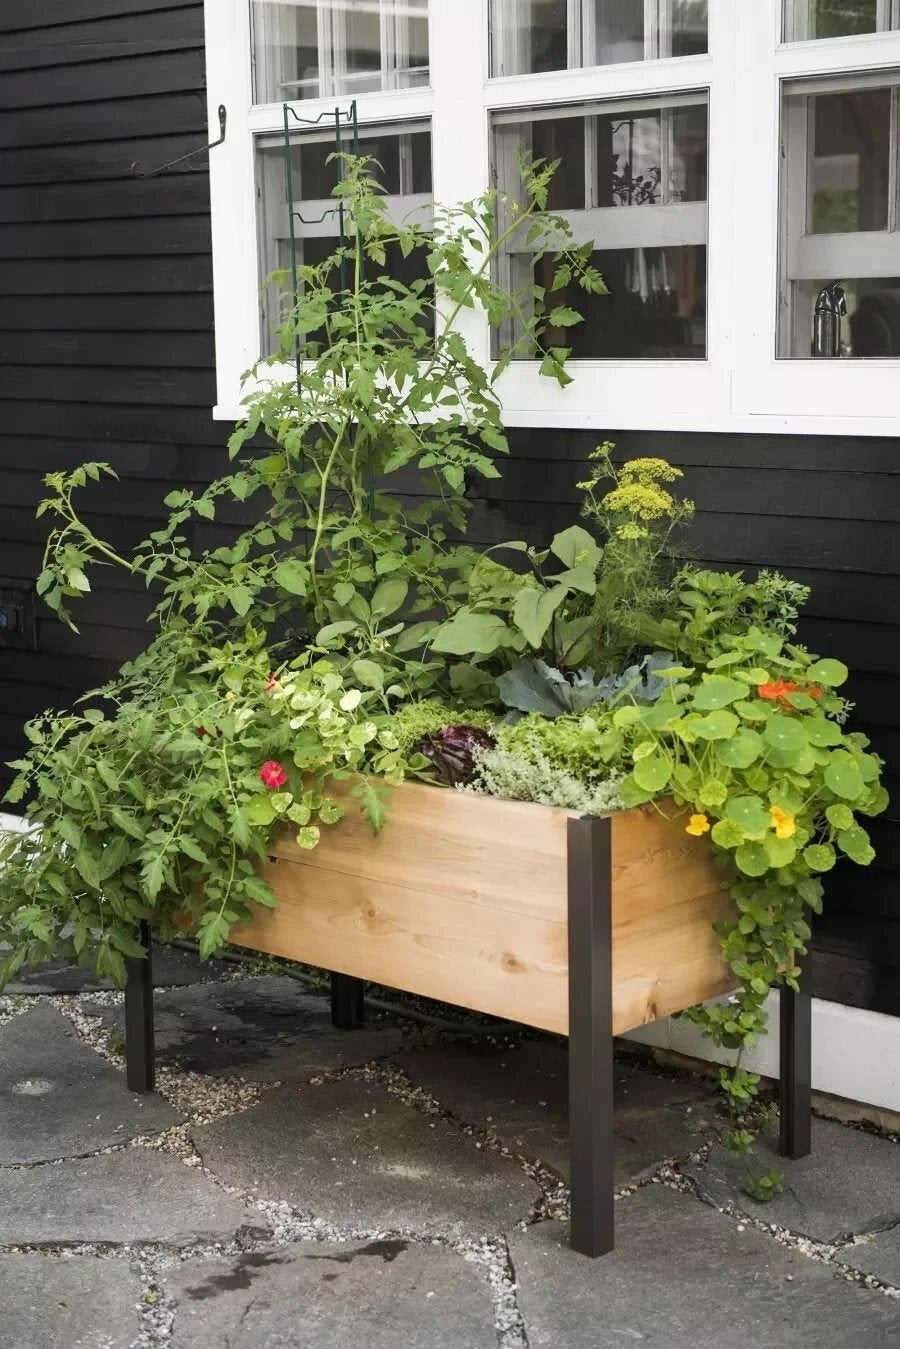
[624,993,900,1116]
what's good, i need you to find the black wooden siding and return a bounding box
[0,2,897,1017]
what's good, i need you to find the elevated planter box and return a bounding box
[124,783,812,1257]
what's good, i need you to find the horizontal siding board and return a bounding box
[0,9,204,73]
[0,216,211,259]
[0,137,213,187]
[0,437,224,481]
[0,48,204,109]
[0,93,207,150]
[0,330,214,369]
[0,400,224,443]
[0,1,196,34]
[0,173,210,223]
[2,365,216,407]
[0,257,211,296]
[0,294,214,332]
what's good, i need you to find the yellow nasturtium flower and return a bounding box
[686,813,711,836]
[770,805,797,840]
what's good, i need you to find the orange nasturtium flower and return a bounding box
[770,805,796,840]
[686,813,711,837]
[758,679,799,706]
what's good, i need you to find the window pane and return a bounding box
[779,76,900,358]
[252,0,430,104]
[491,0,707,74]
[493,97,708,358]
[256,125,432,351]
[784,0,898,41]
[811,89,891,233]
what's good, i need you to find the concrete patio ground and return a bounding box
[0,951,898,1349]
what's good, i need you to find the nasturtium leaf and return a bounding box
[707,651,744,669]
[803,843,836,872]
[764,834,797,868]
[711,818,745,849]
[318,797,344,825]
[762,716,807,756]
[858,784,890,817]
[632,753,671,793]
[837,826,875,865]
[340,689,363,712]
[691,676,746,710]
[826,803,855,831]
[692,709,740,741]
[735,699,768,722]
[297,826,320,850]
[715,729,763,768]
[619,775,655,808]
[824,752,864,800]
[805,718,843,747]
[736,842,770,876]
[698,779,728,808]
[724,795,771,835]
[806,658,849,687]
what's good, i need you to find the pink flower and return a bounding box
[263,673,279,695]
[259,760,288,790]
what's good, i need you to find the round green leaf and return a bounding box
[806,658,849,688]
[735,699,768,722]
[825,803,854,831]
[691,676,747,710]
[297,825,321,850]
[803,843,836,872]
[763,716,807,756]
[823,752,864,801]
[693,709,740,741]
[715,728,763,768]
[632,754,671,793]
[764,834,797,868]
[697,779,728,808]
[736,843,769,876]
[711,818,744,849]
[724,795,772,835]
[837,826,875,865]
[620,775,655,808]
[805,718,843,747]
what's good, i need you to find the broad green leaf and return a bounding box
[803,843,836,872]
[74,849,101,890]
[762,716,807,756]
[297,825,321,850]
[371,577,409,618]
[244,796,277,826]
[549,525,602,571]
[431,609,515,656]
[513,585,568,648]
[692,709,740,741]
[825,803,854,831]
[273,560,309,596]
[351,659,385,691]
[691,676,746,710]
[806,658,849,687]
[837,826,875,865]
[711,818,744,849]
[824,752,864,800]
[632,753,670,793]
[715,728,763,768]
[736,843,769,876]
[697,779,728,808]
[764,834,797,868]
[724,795,771,835]
[805,718,843,747]
[316,621,358,646]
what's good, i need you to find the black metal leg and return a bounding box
[331,971,365,1029]
[567,815,615,1258]
[779,958,812,1160]
[124,919,155,1094]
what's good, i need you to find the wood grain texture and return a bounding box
[230,784,734,1035]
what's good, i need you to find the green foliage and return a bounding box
[469,740,625,815]
[389,699,495,755]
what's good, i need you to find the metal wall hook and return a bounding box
[133,104,227,179]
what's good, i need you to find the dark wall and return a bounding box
[0,3,897,1017]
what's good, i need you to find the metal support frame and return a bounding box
[331,971,366,1029]
[124,920,155,1094]
[779,957,812,1160]
[567,814,615,1258]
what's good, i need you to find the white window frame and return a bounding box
[205,0,900,435]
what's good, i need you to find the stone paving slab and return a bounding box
[0,1005,182,1164]
[399,1039,716,1181]
[1,943,230,995]
[0,1254,143,1349]
[167,1241,497,1349]
[87,975,403,1081]
[193,1076,540,1239]
[685,1119,900,1244]
[843,1226,900,1285]
[509,1186,900,1349]
[0,1147,259,1247]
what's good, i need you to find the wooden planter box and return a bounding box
[124,783,813,1257]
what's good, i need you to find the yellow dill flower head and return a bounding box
[615,522,648,540]
[620,457,683,485]
[602,481,676,521]
[685,813,711,836]
[770,805,796,840]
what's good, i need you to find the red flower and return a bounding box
[196,726,210,737]
[259,760,288,790]
[263,673,279,695]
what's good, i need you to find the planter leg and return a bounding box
[331,972,365,1029]
[779,959,812,1160]
[567,815,615,1258]
[124,920,155,1094]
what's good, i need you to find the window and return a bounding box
[779,74,900,358]
[493,95,708,357]
[490,0,708,76]
[256,122,432,347]
[206,0,900,433]
[252,0,429,104]
[784,0,900,43]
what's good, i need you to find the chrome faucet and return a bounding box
[813,281,846,357]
